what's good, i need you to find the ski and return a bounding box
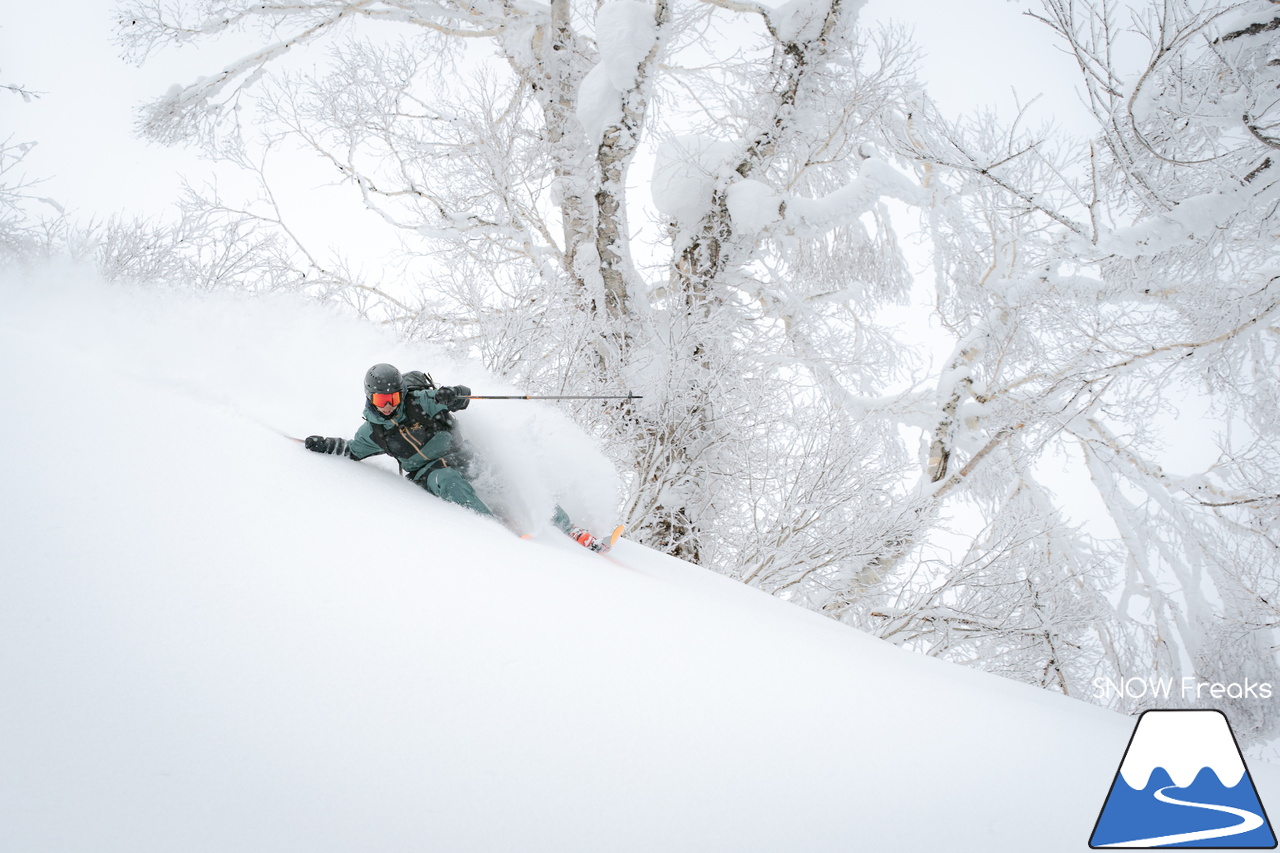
[569,524,625,554]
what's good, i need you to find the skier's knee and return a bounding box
[424,466,462,495]
[424,466,492,517]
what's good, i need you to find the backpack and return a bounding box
[402,370,435,392]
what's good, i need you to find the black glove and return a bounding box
[437,385,471,411]
[305,435,348,455]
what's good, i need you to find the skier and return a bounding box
[304,363,614,552]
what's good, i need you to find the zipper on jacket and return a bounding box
[399,423,446,468]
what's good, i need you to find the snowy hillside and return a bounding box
[1,266,1275,852]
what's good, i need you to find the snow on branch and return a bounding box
[134,9,359,147]
[575,1,659,145]
[695,0,770,19]
[1100,181,1261,257]
[1,81,41,102]
[726,157,924,235]
[124,0,517,148]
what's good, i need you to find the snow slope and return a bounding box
[2,266,1276,852]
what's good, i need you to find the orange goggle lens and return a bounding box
[371,391,402,408]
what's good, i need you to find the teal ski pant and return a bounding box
[413,462,576,534]
[415,465,493,518]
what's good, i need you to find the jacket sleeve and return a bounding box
[412,389,456,427]
[347,422,384,461]
[413,388,447,417]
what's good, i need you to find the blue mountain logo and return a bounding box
[1091,709,1276,848]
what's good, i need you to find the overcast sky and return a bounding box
[2,0,1088,221]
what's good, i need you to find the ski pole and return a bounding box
[463,392,642,401]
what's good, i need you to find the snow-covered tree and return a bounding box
[0,81,56,261]
[869,0,1280,736]
[0,137,42,259]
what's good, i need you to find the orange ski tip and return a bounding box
[609,525,625,547]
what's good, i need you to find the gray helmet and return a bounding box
[364,363,403,396]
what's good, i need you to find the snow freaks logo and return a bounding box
[1089,710,1277,848]
[1093,676,1274,702]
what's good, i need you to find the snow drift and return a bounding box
[1,265,1276,852]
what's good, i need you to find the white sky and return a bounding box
[2,2,202,218]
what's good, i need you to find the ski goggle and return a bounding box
[371,391,402,408]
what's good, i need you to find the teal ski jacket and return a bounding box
[348,388,465,480]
